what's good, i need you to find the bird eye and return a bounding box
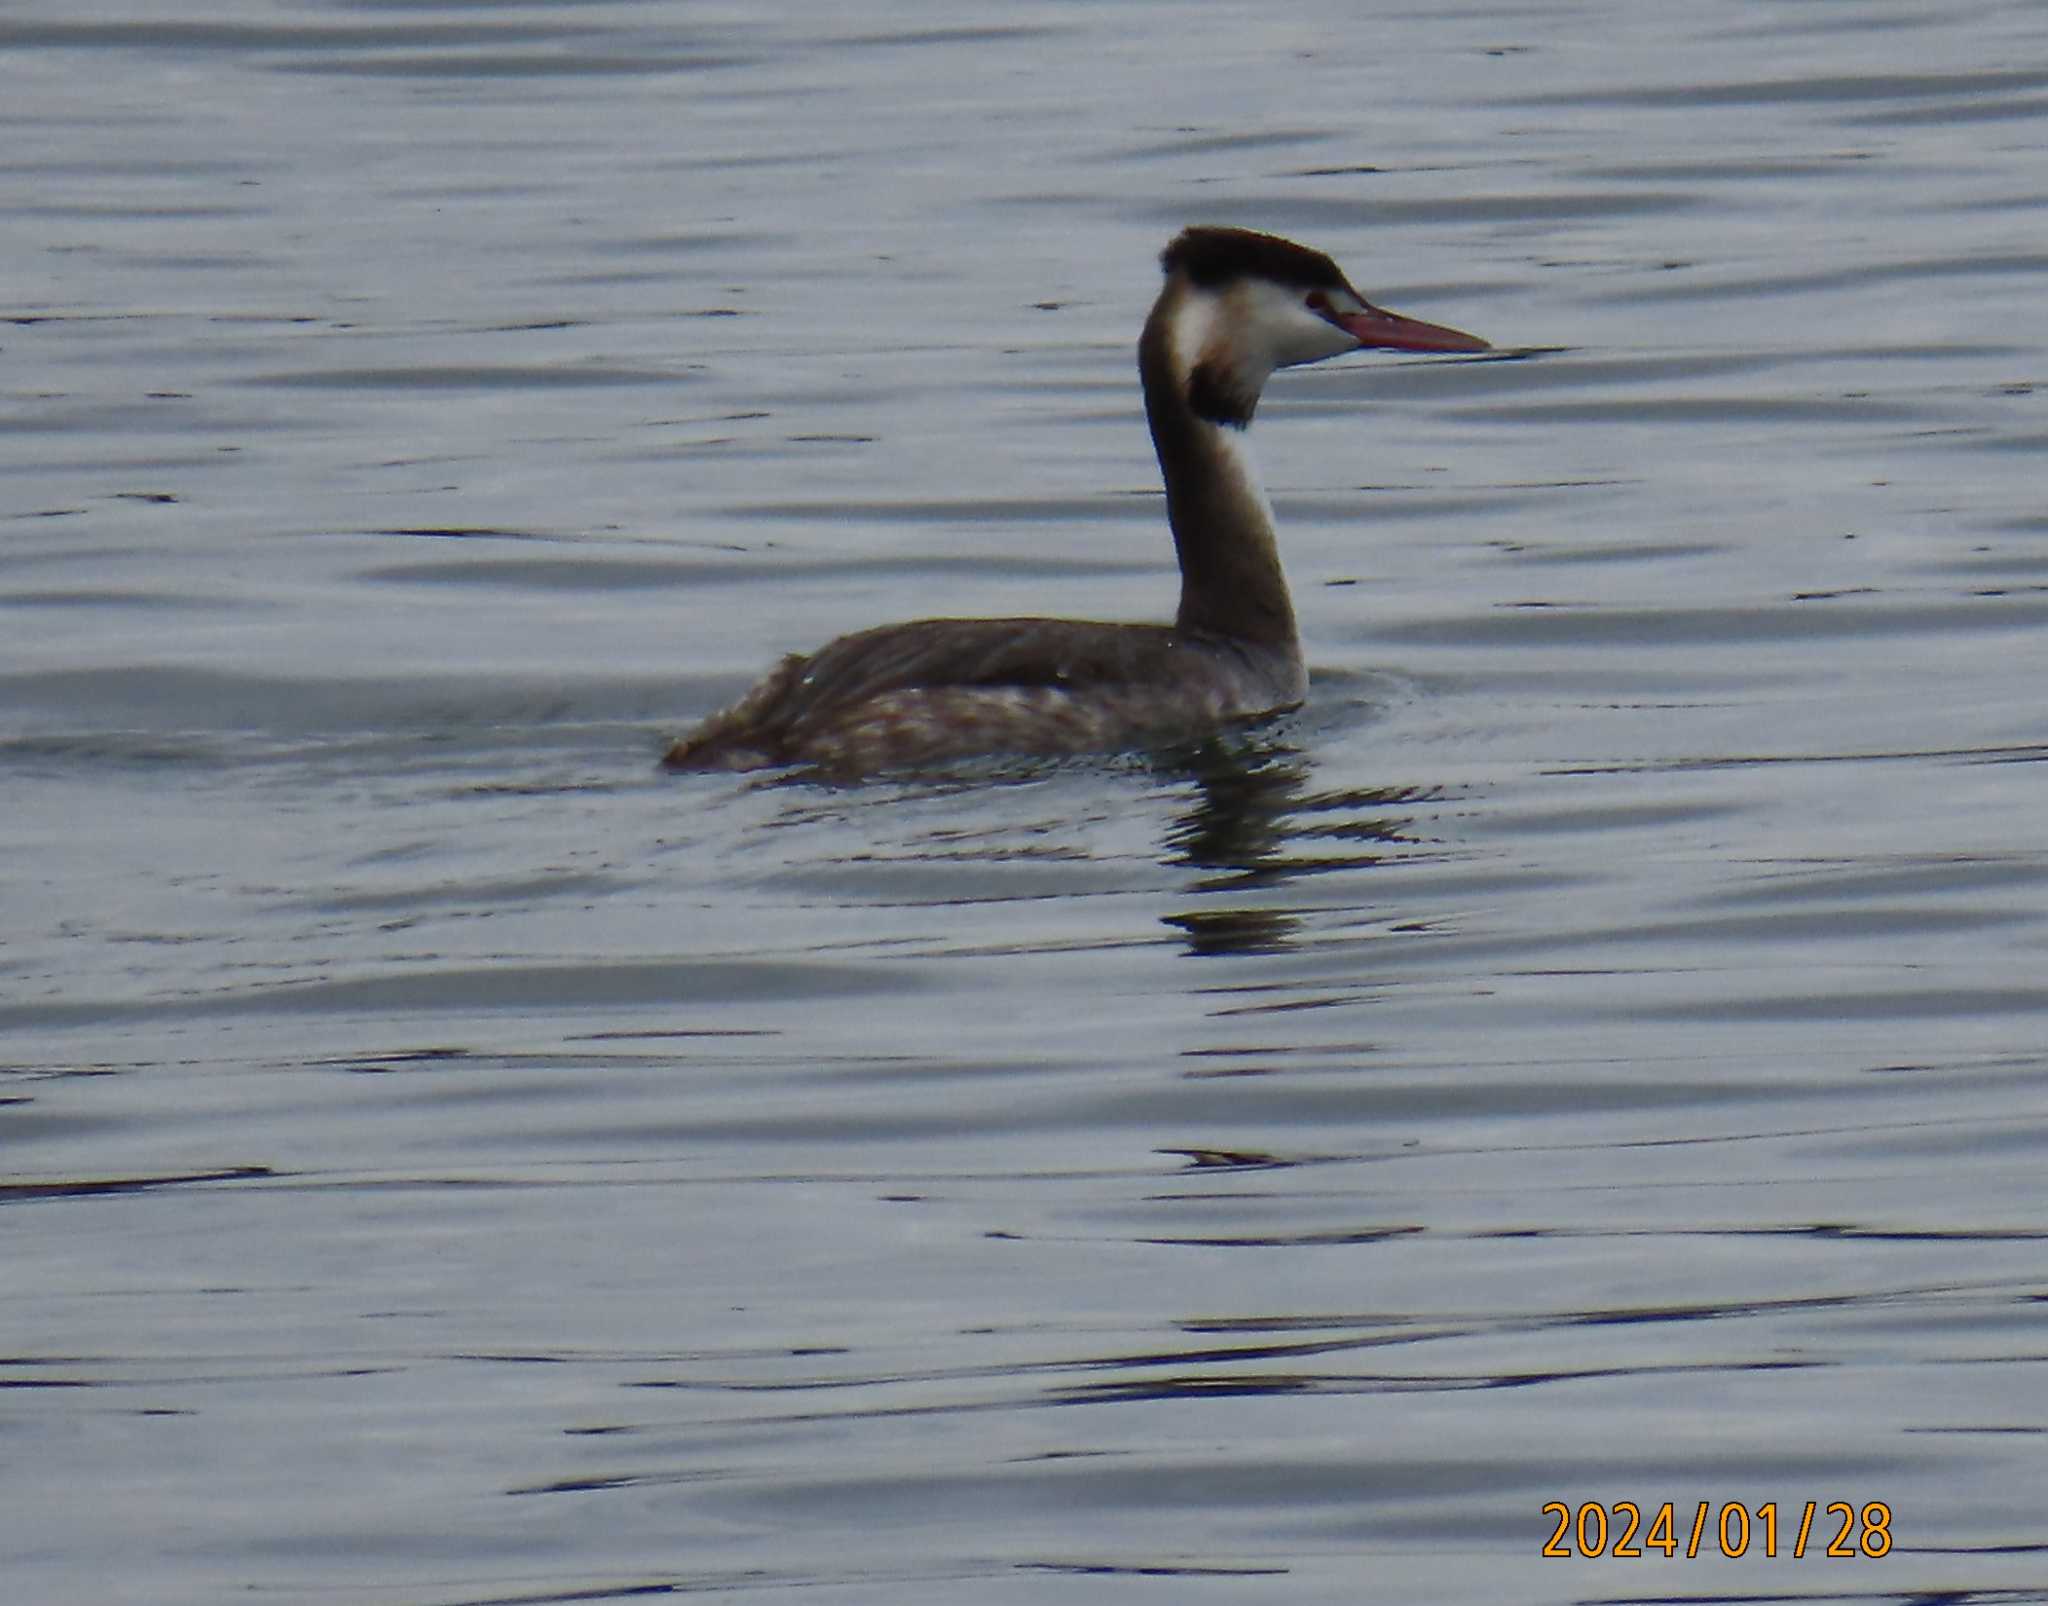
[1305,290,1331,315]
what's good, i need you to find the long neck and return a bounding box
[1139,289,1300,649]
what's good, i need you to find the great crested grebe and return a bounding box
[663,226,1487,775]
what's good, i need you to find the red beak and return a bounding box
[1332,302,1489,354]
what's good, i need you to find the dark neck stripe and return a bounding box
[1185,359,1257,429]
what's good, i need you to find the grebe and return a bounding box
[663,226,1487,775]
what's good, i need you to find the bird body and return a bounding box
[664,227,1486,775]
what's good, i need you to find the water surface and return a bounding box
[5,2,2047,1602]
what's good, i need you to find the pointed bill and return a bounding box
[1332,302,1489,354]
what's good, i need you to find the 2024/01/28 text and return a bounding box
[1542,1500,1892,1559]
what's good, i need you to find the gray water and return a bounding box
[5,2,2048,1602]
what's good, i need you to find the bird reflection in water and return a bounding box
[1156,730,1438,958]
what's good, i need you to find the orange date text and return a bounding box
[1540,1501,1892,1560]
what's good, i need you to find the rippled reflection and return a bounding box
[1156,734,1445,955]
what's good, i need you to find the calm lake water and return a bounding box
[5,2,2047,1602]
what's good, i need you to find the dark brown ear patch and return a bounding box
[1187,357,1259,429]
